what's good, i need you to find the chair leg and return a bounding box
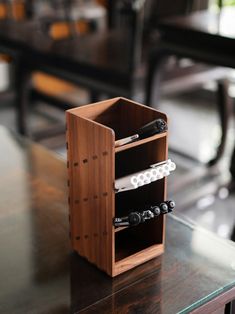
[229,96,235,182]
[145,51,168,107]
[208,79,231,167]
[230,144,235,182]
[146,54,230,168]
[231,225,235,242]
[15,59,32,136]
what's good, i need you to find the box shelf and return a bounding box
[66,97,168,277]
[115,180,165,218]
[115,136,167,180]
[114,226,129,233]
[115,217,164,262]
[115,132,167,153]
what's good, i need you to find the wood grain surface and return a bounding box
[67,99,115,276]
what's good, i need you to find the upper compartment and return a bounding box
[68,97,168,140]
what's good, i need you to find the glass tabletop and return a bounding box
[0,126,235,313]
[163,214,235,313]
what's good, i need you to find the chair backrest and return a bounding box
[144,0,186,33]
[106,0,209,69]
[145,1,188,25]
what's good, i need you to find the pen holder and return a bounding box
[66,97,168,277]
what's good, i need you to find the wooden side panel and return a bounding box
[163,124,169,247]
[66,112,115,276]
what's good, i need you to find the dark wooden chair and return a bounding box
[100,0,229,168]
[144,0,231,166]
[16,0,106,140]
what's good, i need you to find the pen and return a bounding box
[115,134,139,147]
[115,118,167,147]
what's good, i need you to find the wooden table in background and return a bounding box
[0,19,136,136]
[0,125,235,313]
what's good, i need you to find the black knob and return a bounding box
[160,203,168,214]
[156,119,168,133]
[151,206,161,216]
[128,212,142,226]
[166,200,175,212]
[113,199,175,227]
[138,118,168,139]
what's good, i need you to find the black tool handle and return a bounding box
[138,118,167,139]
[113,200,175,227]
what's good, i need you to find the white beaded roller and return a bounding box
[115,159,176,193]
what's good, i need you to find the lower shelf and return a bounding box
[115,216,164,262]
[113,243,164,276]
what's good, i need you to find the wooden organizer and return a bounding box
[66,97,168,277]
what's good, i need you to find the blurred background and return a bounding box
[0,0,235,241]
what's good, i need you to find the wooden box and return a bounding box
[66,97,168,277]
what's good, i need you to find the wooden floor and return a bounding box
[0,87,235,241]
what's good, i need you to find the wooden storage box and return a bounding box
[66,97,168,277]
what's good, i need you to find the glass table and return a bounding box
[0,126,235,313]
